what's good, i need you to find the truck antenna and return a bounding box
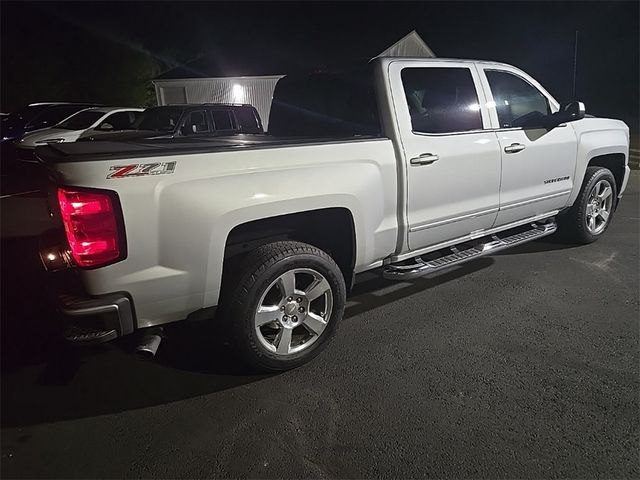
[572,30,579,100]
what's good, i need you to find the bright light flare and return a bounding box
[232,84,244,102]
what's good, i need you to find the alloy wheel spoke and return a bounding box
[278,271,296,298]
[588,215,596,231]
[303,312,327,336]
[256,305,280,326]
[275,327,293,354]
[598,209,610,222]
[305,277,330,302]
[599,185,612,200]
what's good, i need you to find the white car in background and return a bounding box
[17,107,143,149]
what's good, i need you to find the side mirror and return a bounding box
[550,101,585,127]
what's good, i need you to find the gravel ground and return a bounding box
[1,172,638,479]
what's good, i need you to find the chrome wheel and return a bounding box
[585,179,613,235]
[254,268,333,356]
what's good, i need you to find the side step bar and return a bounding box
[383,220,557,280]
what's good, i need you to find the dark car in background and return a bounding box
[1,102,102,143]
[81,103,264,142]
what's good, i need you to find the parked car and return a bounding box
[16,107,143,151]
[1,102,102,143]
[80,103,263,142]
[36,57,630,372]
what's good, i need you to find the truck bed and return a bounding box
[35,134,383,163]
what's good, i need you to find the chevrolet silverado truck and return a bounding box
[35,57,631,371]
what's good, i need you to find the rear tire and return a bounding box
[559,166,617,244]
[227,241,346,372]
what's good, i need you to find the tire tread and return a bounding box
[559,166,616,244]
[226,241,345,372]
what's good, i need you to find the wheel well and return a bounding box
[588,153,625,195]
[223,208,356,289]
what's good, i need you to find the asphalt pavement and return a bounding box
[1,173,638,479]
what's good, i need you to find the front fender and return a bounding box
[568,119,629,206]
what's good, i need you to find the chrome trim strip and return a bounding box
[500,190,571,211]
[409,207,499,232]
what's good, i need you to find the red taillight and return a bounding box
[57,187,125,268]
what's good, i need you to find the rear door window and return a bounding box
[401,67,483,134]
[211,110,235,131]
[234,108,262,133]
[98,111,138,131]
[181,110,210,135]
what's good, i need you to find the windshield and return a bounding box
[135,107,184,132]
[3,105,49,127]
[56,110,104,130]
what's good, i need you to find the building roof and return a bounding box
[155,30,435,80]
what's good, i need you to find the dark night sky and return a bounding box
[1,1,638,126]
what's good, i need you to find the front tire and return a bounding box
[227,241,346,372]
[559,166,617,244]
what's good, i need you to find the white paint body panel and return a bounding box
[55,139,398,326]
[50,57,630,328]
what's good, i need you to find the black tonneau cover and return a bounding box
[35,134,383,163]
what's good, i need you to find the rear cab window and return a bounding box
[268,65,382,137]
[400,67,483,134]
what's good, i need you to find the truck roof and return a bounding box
[375,57,514,68]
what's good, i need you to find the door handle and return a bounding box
[504,143,525,154]
[410,153,439,165]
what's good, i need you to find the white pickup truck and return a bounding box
[37,57,631,371]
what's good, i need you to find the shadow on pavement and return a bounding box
[1,245,497,428]
[496,233,582,255]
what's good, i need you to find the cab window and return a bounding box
[401,67,483,134]
[211,110,235,131]
[97,111,138,131]
[485,70,551,128]
[181,110,210,135]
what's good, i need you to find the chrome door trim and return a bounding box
[409,206,499,233]
[500,190,571,211]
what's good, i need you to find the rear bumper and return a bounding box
[59,292,135,345]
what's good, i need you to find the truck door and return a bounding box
[477,66,578,226]
[389,61,501,251]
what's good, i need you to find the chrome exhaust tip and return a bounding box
[135,328,163,357]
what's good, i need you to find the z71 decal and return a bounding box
[107,161,176,179]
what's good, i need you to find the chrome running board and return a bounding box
[383,220,557,280]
